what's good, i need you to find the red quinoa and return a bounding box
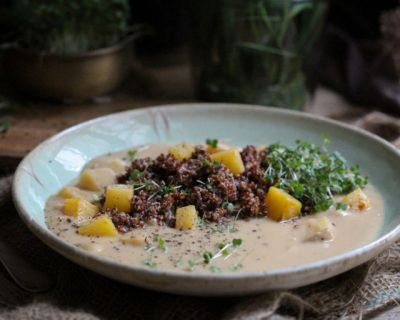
[108,145,271,233]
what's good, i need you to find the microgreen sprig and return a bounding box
[264,139,368,213]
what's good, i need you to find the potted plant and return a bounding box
[191,0,328,110]
[1,0,138,102]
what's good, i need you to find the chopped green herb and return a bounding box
[203,251,213,264]
[232,238,243,247]
[143,258,157,268]
[229,263,243,271]
[156,236,168,252]
[264,140,368,213]
[203,159,220,167]
[129,169,142,180]
[127,149,138,160]
[336,202,348,211]
[210,266,222,273]
[206,138,218,148]
[216,243,230,255]
[160,184,176,195]
[188,259,198,270]
[322,133,331,145]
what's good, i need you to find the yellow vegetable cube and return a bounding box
[209,149,245,174]
[103,184,133,212]
[63,198,98,218]
[264,187,302,221]
[305,216,334,241]
[78,215,118,237]
[169,143,195,160]
[78,168,116,191]
[175,205,198,230]
[342,188,370,211]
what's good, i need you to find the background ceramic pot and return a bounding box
[3,37,134,102]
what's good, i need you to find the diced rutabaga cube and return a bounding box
[305,216,334,241]
[119,231,147,246]
[342,188,371,211]
[63,198,98,217]
[78,215,118,237]
[175,205,198,230]
[264,187,302,221]
[103,184,133,212]
[78,168,116,191]
[210,149,245,174]
[169,143,195,160]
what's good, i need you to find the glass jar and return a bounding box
[191,0,327,109]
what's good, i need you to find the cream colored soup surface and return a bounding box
[45,144,384,273]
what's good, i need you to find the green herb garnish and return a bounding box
[206,138,218,148]
[264,139,368,213]
[203,251,213,264]
[210,266,222,273]
[127,149,138,160]
[129,169,142,180]
[229,263,243,272]
[143,258,157,268]
[336,202,348,211]
[232,238,243,247]
[188,259,198,271]
[156,236,168,252]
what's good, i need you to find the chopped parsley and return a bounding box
[206,138,218,148]
[264,139,368,213]
[156,236,168,252]
[129,169,142,180]
[127,149,138,160]
[203,238,243,265]
[336,202,348,211]
[203,251,213,264]
[232,238,243,247]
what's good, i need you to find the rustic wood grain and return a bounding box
[0,61,193,167]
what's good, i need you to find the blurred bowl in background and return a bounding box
[3,36,134,103]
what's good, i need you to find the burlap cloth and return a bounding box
[0,102,399,319]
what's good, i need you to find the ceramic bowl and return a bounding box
[12,103,400,296]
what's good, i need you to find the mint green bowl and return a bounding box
[12,103,400,296]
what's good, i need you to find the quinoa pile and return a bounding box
[101,146,271,233]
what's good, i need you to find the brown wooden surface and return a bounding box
[0,60,194,167]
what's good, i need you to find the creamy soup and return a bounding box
[45,144,384,273]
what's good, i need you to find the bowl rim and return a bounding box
[12,102,400,282]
